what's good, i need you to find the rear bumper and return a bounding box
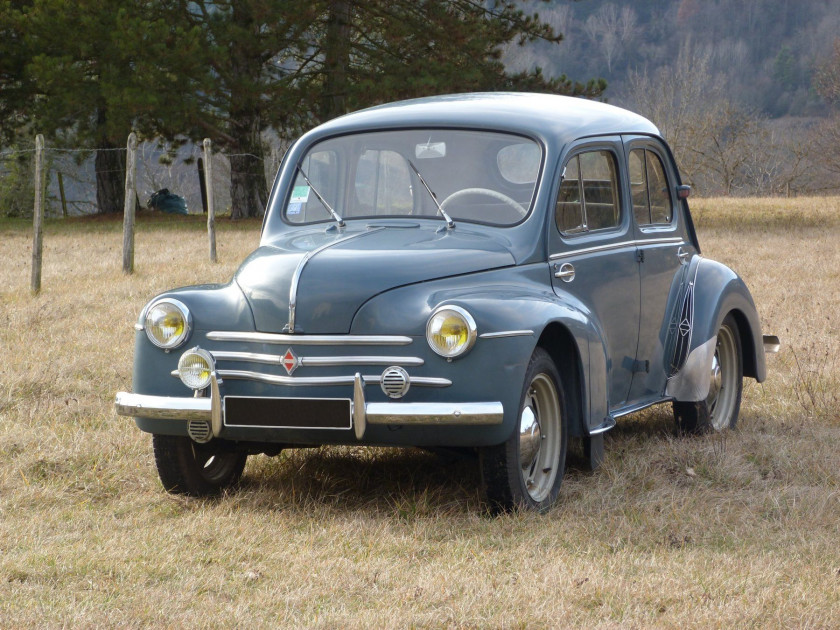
[115,373,503,441]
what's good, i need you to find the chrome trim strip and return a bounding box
[366,402,504,426]
[479,330,535,339]
[549,238,684,261]
[587,416,617,435]
[611,398,673,419]
[286,228,384,333]
[206,331,413,346]
[209,350,424,367]
[115,391,211,422]
[216,370,451,388]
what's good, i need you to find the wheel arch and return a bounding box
[536,322,587,438]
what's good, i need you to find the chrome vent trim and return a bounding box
[187,420,212,443]
[381,366,410,399]
[206,332,412,346]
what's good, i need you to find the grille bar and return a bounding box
[210,350,423,367]
[206,332,412,346]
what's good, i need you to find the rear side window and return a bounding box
[629,149,673,225]
[555,150,620,234]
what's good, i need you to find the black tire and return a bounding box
[481,348,568,513]
[152,434,247,496]
[673,313,743,434]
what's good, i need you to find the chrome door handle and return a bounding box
[554,262,575,282]
[677,247,690,264]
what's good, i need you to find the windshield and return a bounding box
[282,129,542,227]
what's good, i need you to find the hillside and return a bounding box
[508,0,840,117]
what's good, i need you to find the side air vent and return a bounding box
[381,366,410,399]
[188,420,212,443]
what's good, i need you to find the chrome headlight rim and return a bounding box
[426,304,478,359]
[143,297,192,350]
[177,347,215,391]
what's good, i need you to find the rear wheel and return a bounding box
[152,434,247,496]
[481,348,568,512]
[673,313,743,433]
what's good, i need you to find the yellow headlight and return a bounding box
[426,306,477,358]
[144,298,191,349]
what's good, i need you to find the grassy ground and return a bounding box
[0,200,837,627]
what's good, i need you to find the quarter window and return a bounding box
[629,149,673,225]
[555,150,620,234]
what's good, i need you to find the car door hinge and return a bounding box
[635,249,644,263]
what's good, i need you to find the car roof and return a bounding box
[310,92,660,145]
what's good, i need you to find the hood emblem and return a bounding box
[281,348,299,375]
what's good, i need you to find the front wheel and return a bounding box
[481,348,568,512]
[152,434,247,496]
[673,313,743,434]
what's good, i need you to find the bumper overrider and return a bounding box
[115,372,502,441]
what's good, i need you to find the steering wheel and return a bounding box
[439,188,526,218]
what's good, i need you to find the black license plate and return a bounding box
[224,397,352,430]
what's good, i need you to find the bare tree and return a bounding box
[583,4,637,74]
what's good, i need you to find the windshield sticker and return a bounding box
[290,185,311,203]
[287,202,303,216]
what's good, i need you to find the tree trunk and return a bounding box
[320,1,352,121]
[95,142,126,214]
[229,148,267,220]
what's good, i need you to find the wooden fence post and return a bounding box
[203,138,217,263]
[31,134,45,294]
[122,132,138,273]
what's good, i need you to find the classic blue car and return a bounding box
[115,93,776,511]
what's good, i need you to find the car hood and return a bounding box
[235,224,516,333]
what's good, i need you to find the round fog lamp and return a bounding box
[426,305,477,359]
[178,348,214,390]
[144,298,191,349]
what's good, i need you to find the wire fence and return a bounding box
[0,136,286,219]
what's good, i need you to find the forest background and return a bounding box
[3,0,840,219]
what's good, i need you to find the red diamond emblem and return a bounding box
[281,348,298,375]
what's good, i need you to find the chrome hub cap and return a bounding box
[518,373,562,503]
[706,326,737,431]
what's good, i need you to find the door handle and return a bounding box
[554,262,575,282]
[677,247,690,265]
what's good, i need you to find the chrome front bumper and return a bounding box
[115,373,503,441]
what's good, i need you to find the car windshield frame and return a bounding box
[278,128,545,229]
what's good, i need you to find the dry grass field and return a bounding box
[0,198,838,628]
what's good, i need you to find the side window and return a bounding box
[555,149,620,234]
[628,148,673,226]
[352,149,413,216]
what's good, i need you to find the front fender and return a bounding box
[666,257,766,402]
[352,264,610,441]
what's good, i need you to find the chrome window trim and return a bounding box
[549,237,684,260]
[206,332,413,346]
[479,330,534,339]
[286,228,384,333]
[210,351,424,367]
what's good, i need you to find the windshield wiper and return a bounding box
[407,159,455,230]
[296,165,345,228]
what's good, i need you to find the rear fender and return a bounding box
[666,257,766,402]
